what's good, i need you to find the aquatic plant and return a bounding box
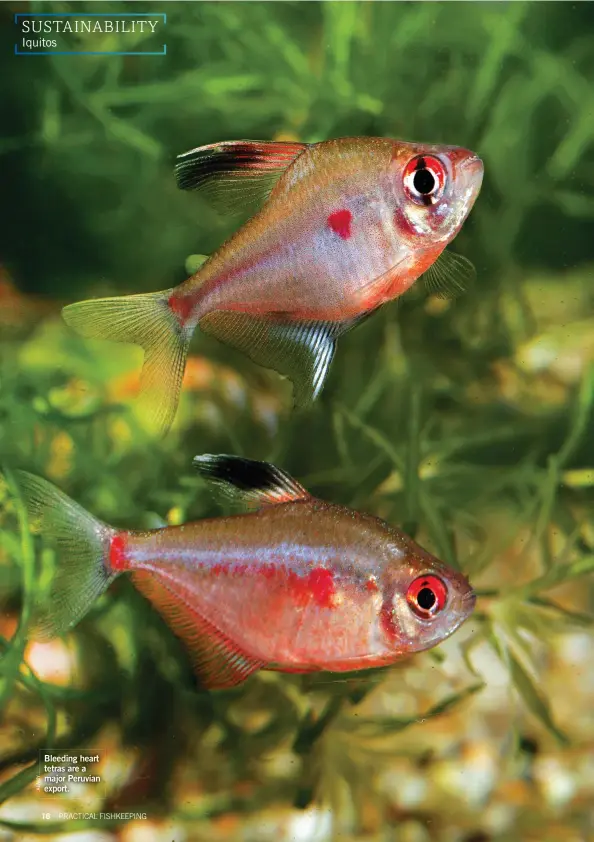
[1,1,593,839]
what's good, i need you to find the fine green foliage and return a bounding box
[1,2,593,839]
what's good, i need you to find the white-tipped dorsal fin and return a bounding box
[193,454,310,509]
[175,139,307,215]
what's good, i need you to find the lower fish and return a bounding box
[17,456,475,689]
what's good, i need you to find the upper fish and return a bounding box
[62,137,483,434]
[17,455,475,690]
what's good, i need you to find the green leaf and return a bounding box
[557,364,594,468]
[529,596,594,627]
[184,254,210,274]
[507,651,569,746]
[339,683,484,738]
[524,554,594,595]
[403,385,422,536]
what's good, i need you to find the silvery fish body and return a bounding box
[17,455,476,689]
[62,136,483,434]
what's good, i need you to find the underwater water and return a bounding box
[1,1,594,840]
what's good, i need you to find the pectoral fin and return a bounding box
[422,250,476,299]
[175,140,307,215]
[199,311,359,406]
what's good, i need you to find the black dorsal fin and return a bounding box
[193,454,310,508]
[174,140,307,215]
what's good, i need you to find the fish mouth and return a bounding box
[446,146,483,174]
[461,153,482,168]
[460,153,484,182]
[461,587,477,616]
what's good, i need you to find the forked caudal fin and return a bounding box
[14,471,117,640]
[62,289,193,436]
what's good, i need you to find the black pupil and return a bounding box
[417,587,436,611]
[413,167,436,195]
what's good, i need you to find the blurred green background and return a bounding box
[1,2,594,841]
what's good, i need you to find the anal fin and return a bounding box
[132,570,263,690]
[199,312,359,406]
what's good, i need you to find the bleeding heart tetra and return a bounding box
[62,136,483,434]
[17,455,475,690]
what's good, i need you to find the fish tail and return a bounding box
[62,289,193,436]
[15,471,118,640]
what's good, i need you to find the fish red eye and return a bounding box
[406,574,448,619]
[403,155,447,206]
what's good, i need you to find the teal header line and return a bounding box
[15,45,167,55]
[15,13,166,20]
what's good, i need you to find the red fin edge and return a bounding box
[131,570,264,690]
